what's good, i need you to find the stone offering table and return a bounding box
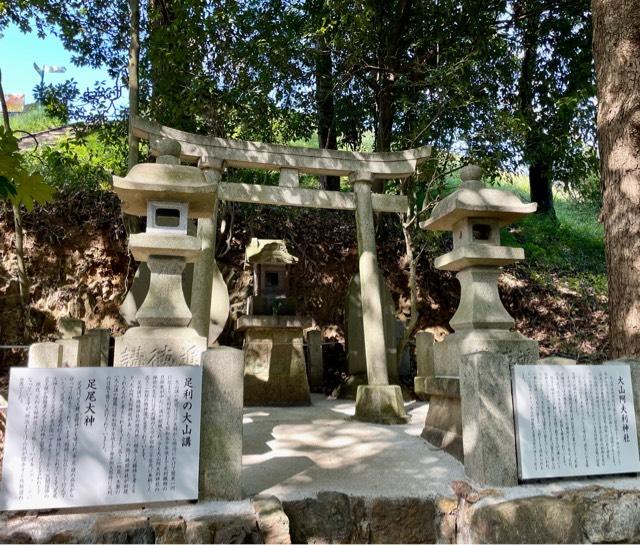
[238,315,313,405]
[420,164,539,485]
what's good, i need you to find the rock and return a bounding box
[213,522,263,544]
[469,496,584,544]
[91,518,155,544]
[185,521,214,544]
[284,492,360,544]
[584,491,640,543]
[57,317,85,339]
[153,521,186,544]
[252,495,291,545]
[368,497,437,544]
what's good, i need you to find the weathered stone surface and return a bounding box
[252,495,291,544]
[284,492,365,544]
[242,326,311,406]
[469,496,584,544]
[369,497,437,544]
[57,317,85,339]
[353,178,394,387]
[460,351,520,486]
[420,165,536,231]
[306,330,324,392]
[28,342,62,368]
[184,521,214,544]
[73,333,103,366]
[212,522,263,544]
[85,328,111,366]
[414,331,434,400]
[449,268,515,331]
[120,262,195,327]
[92,518,155,544]
[421,393,463,462]
[584,490,640,543]
[345,272,397,382]
[284,493,438,544]
[354,384,408,425]
[395,321,411,380]
[538,356,577,365]
[435,497,458,544]
[152,521,186,544]
[134,116,431,180]
[113,161,217,218]
[56,339,80,367]
[190,197,231,346]
[237,315,313,331]
[200,347,244,501]
[136,255,193,327]
[113,326,206,367]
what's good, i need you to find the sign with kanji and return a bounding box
[0,366,202,511]
[512,364,640,480]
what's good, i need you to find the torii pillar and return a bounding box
[351,172,408,424]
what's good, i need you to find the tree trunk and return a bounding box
[517,0,555,215]
[529,160,555,215]
[124,0,141,236]
[315,34,340,191]
[128,0,140,172]
[592,0,640,358]
[0,70,29,324]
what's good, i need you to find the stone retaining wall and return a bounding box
[2,486,640,543]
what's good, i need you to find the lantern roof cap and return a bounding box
[420,165,537,231]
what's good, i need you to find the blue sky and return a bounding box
[1,23,114,104]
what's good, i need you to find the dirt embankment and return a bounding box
[0,191,609,367]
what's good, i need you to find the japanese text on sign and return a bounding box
[512,364,640,480]
[0,366,203,511]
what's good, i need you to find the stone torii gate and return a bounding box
[130,116,431,424]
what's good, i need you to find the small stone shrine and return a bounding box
[237,238,312,405]
[419,164,539,486]
[112,139,213,366]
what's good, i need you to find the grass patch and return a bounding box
[9,105,63,134]
[497,175,606,295]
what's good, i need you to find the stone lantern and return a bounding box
[419,164,539,486]
[237,239,312,405]
[112,139,216,366]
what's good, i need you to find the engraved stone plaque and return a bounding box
[0,366,202,510]
[512,364,640,480]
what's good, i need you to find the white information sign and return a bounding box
[0,366,203,511]
[512,364,640,480]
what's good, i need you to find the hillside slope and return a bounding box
[0,191,608,369]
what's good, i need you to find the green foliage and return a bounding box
[0,125,54,209]
[23,126,127,192]
[501,177,604,277]
[9,104,62,134]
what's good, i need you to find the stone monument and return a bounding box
[419,164,539,485]
[237,238,312,405]
[112,139,212,366]
[345,272,398,383]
